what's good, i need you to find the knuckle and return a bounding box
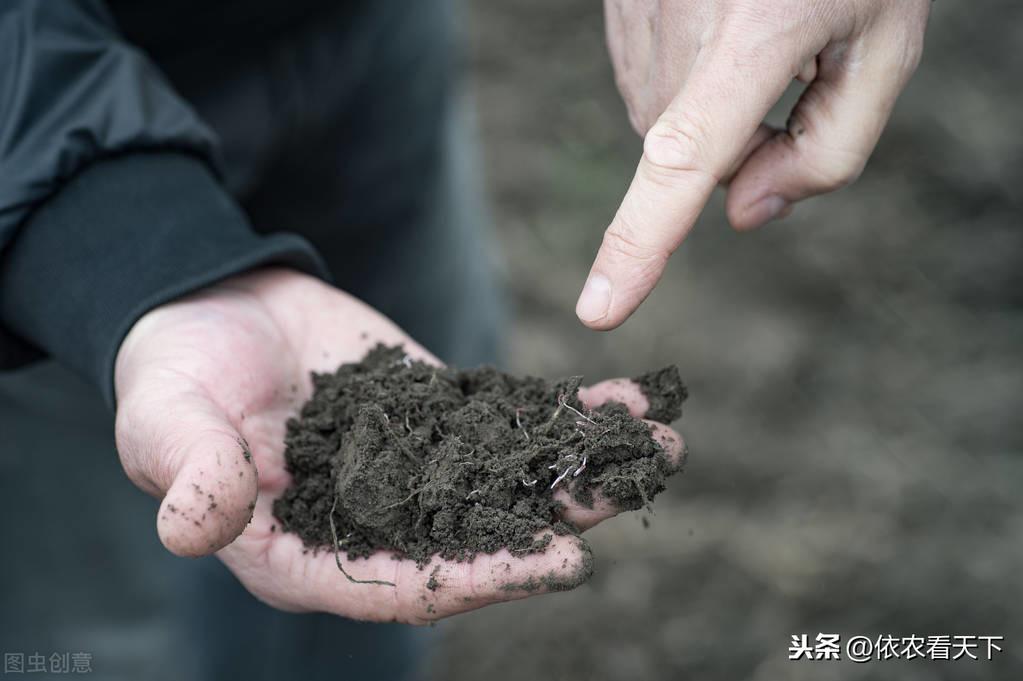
[642,111,712,177]
[602,218,666,263]
[786,108,866,191]
[806,147,865,191]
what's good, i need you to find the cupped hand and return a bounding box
[113,268,684,624]
[578,0,931,329]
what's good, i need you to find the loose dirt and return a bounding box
[273,345,686,566]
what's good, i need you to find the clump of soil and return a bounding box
[272,345,687,566]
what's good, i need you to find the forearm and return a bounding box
[0,0,327,404]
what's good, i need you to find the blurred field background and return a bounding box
[429,1,1023,679]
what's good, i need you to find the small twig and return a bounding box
[573,455,588,477]
[465,489,482,501]
[329,494,395,586]
[522,479,538,487]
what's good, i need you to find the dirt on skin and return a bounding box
[272,345,687,566]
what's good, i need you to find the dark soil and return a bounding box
[272,345,686,565]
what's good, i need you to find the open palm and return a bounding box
[112,268,684,624]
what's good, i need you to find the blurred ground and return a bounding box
[428,1,1023,679]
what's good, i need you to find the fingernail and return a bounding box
[747,195,790,227]
[576,274,612,322]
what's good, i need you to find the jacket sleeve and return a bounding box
[0,0,328,406]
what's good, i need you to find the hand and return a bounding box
[577,0,931,329]
[113,268,684,624]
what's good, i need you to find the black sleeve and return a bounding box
[0,1,328,406]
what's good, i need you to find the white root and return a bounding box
[560,396,596,425]
[550,467,573,490]
[550,454,589,489]
[516,408,530,441]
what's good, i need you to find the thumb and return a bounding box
[115,388,258,557]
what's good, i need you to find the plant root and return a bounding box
[329,494,396,587]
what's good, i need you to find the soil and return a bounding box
[272,344,686,565]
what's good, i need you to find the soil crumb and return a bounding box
[634,366,687,423]
[272,345,687,565]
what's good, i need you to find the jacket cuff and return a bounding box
[0,152,328,407]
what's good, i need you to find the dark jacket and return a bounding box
[0,0,328,404]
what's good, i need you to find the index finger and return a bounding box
[576,32,799,330]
